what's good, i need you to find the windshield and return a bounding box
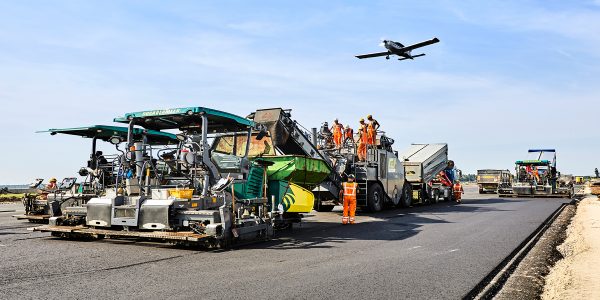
[526,150,556,167]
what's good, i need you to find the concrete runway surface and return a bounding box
[0,185,569,299]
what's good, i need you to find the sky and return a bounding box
[0,0,599,184]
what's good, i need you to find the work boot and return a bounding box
[349,217,355,224]
[342,217,349,225]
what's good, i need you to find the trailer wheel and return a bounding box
[367,183,383,212]
[430,189,439,204]
[399,184,412,208]
[427,189,440,204]
[443,189,453,202]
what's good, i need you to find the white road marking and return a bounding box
[448,249,459,252]
[409,246,422,249]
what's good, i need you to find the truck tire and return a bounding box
[478,188,484,194]
[367,183,383,212]
[444,188,453,202]
[399,183,412,208]
[427,189,437,205]
[430,189,439,204]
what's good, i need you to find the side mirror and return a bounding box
[109,136,123,145]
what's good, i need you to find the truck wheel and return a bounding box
[444,189,453,202]
[427,189,437,205]
[430,189,439,204]
[367,183,383,212]
[478,188,484,194]
[399,184,412,208]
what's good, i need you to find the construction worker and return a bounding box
[453,180,464,203]
[46,178,58,190]
[357,118,368,161]
[340,174,358,225]
[532,166,540,184]
[366,114,380,145]
[320,122,334,149]
[343,125,354,145]
[331,119,344,149]
[40,178,58,200]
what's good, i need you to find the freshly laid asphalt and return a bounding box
[0,185,569,299]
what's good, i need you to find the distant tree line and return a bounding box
[460,174,477,182]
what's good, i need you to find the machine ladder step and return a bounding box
[354,167,368,206]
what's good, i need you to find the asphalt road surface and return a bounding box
[0,185,569,299]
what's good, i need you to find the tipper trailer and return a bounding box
[399,143,456,203]
[476,169,513,194]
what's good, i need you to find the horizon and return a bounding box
[0,0,599,183]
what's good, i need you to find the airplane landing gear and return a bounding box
[385,55,390,60]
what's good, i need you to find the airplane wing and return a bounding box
[398,37,440,53]
[355,51,390,59]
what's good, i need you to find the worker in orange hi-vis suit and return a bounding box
[453,180,464,203]
[339,174,358,224]
[331,119,344,149]
[366,114,380,145]
[357,118,368,161]
[531,166,540,184]
[343,125,354,145]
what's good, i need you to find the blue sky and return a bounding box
[0,0,599,183]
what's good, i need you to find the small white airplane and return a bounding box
[356,37,440,61]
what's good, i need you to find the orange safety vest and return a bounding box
[367,122,376,140]
[343,182,358,198]
[453,183,462,192]
[359,124,368,142]
[333,123,343,135]
[344,128,353,139]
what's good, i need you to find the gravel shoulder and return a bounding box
[542,195,600,300]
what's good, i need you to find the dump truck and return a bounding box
[14,125,179,223]
[248,108,409,212]
[476,169,513,194]
[504,149,573,198]
[399,143,457,203]
[35,107,279,247]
